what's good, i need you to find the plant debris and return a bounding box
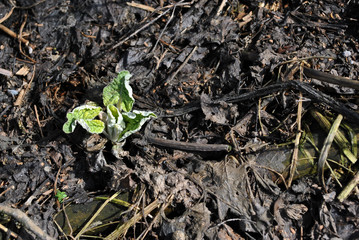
[1,0,359,239]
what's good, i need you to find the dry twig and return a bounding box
[216,0,228,16]
[127,1,159,13]
[104,197,167,240]
[151,3,177,53]
[0,6,14,24]
[0,204,55,240]
[0,23,35,49]
[0,222,18,238]
[14,65,36,106]
[18,14,36,63]
[287,63,305,187]
[303,66,359,90]
[166,45,198,84]
[34,105,44,138]
[338,169,359,202]
[75,191,120,239]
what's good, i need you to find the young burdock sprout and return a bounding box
[63,71,156,155]
[55,189,67,203]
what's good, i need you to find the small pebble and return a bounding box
[172,230,186,240]
[343,50,351,57]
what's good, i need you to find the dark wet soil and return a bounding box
[1,0,359,239]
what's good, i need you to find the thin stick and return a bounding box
[0,24,35,50]
[166,45,198,84]
[75,191,120,239]
[127,2,159,13]
[15,58,35,64]
[109,8,172,52]
[52,202,72,240]
[0,6,15,24]
[257,98,264,136]
[0,204,55,240]
[0,223,19,238]
[256,165,288,189]
[146,134,231,152]
[127,1,192,13]
[104,198,163,240]
[52,215,70,240]
[62,203,73,238]
[86,6,172,64]
[137,196,174,240]
[89,1,192,63]
[53,166,62,209]
[216,0,228,16]
[151,3,177,53]
[18,14,36,63]
[155,49,169,70]
[287,63,304,187]
[0,185,14,198]
[303,66,359,90]
[111,1,191,52]
[14,65,36,106]
[338,169,359,202]
[146,120,230,152]
[278,56,335,66]
[34,105,44,138]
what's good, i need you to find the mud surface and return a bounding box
[1,0,359,239]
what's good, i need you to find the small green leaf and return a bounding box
[55,190,67,203]
[63,105,104,134]
[102,105,126,142]
[118,110,156,142]
[78,119,105,133]
[103,71,134,112]
[63,112,77,133]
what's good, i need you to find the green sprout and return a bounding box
[63,71,156,153]
[55,190,67,203]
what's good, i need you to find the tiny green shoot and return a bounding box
[55,190,67,203]
[63,71,156,152]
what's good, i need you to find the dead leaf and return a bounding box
[201,93,229,124]
[15,66,30,76]
[204,158,256,232]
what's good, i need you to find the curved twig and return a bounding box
[0,204,55,240]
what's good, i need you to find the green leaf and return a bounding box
[102,105,126,142]
[63,105,104,134]
[118,110,156,142]
[103,71,134,112]
[55,190,67,203]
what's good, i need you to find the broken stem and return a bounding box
[337,169,359,202]
[0,204,55,240]
[0,23,35,50]
[216,0,228,16]
[75,191,120,239]
[14,65,36,106]
[166,45,198,84]
[146,134,231,152]
[287,63,304,187]
[303,66,359,90]
[318,114,343,189]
